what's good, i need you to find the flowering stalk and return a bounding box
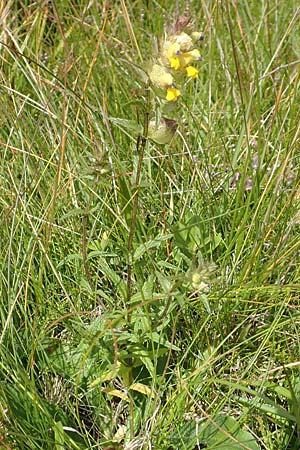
[146,18,204,144]
[127,18,204,304]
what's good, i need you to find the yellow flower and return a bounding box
[186,66,199,79]
[168,49,202,71]
[166,86,181,101]
[163,41,181,59]
[170,56,180,70]
[163,33,193,59]
[179,49,202,67]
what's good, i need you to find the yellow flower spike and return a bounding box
[166,86,181,102]
[186,66,199,79]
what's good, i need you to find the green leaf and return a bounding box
[168,415,260,450]
[151,332,181,351]
[89,362,121,387]
[56,253,82,269]
[237,395,295,422]
[109,117,143,134]
[139,355,155,378]
[87,251,127,297]
[201,415,260,449]
[53,421,65,450]
[133,233,173,260]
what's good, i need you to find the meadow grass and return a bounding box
[1,1,300,449]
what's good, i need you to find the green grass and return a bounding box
[1,1,300,449]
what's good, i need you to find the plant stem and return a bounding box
[126,88,150,306]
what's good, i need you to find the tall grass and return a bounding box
[1,1,300,449]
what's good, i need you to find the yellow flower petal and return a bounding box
[186,49,202,59]
[166,87,181,102]
[180,49,202,67]
[170,56,180,70]
[166,42,181,59]
[186,66,199,79]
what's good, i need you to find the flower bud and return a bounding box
[191,31,204,43]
